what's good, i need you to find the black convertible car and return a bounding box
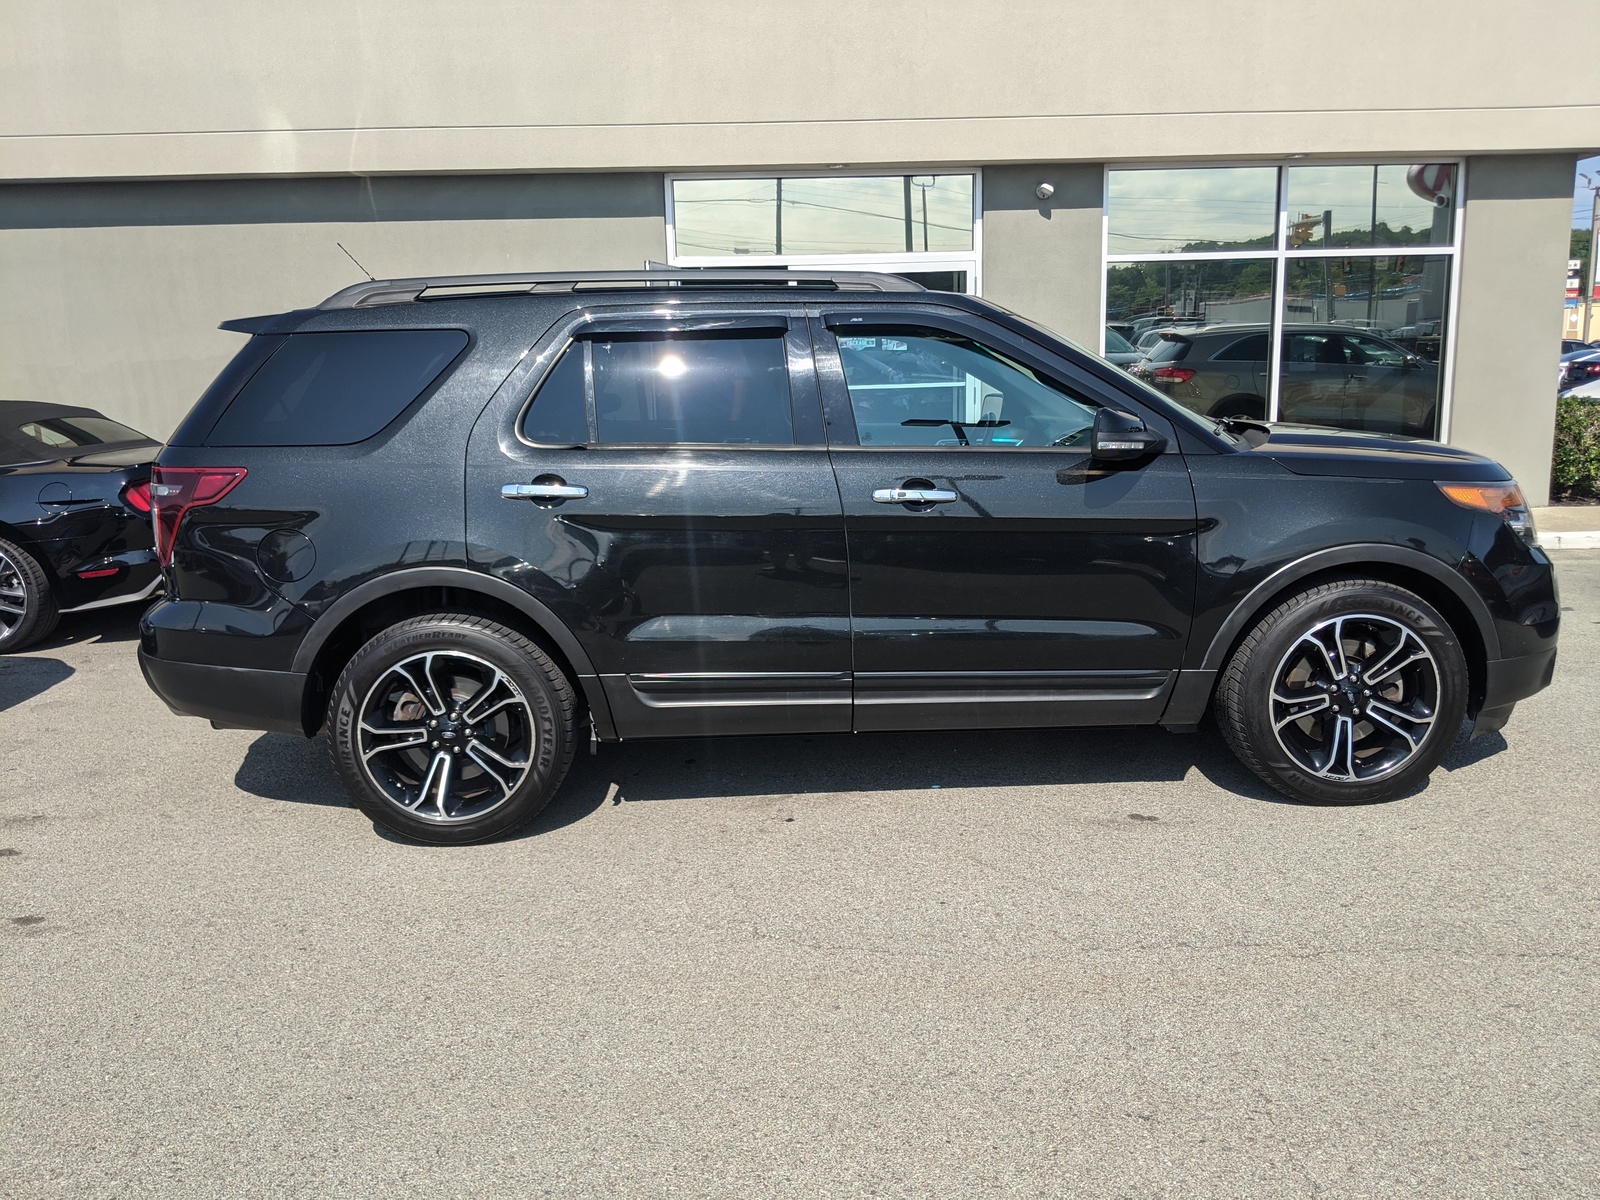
[0,401,162,651]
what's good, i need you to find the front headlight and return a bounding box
[1436,481,1537,544]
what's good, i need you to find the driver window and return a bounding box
[835,327,1098,448]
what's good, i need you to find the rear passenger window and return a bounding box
[1211,334,1268,362]
[592,333,793,446]
[206,330,468,447]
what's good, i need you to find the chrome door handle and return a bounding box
[501,482,588,500]
[872,487,957,505]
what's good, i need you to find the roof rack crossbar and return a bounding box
[319,269,925,309]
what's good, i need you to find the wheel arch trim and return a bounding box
[1197,544,1500,673]
[289,566,615,738]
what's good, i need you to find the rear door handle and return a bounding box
[872,487,957,505]
[501,481,588,501]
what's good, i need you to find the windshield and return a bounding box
[15,414,150,451]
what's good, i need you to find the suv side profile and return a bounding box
[140,271,1559,843]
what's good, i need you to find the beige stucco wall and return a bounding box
[2,0,1596,182]
[1449,155,1577,505]
[981,165,1104,347]
[0,176,665,437]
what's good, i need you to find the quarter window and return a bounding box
[206,329,468,447]
[520,343,588,446]
[835,328,1097,449]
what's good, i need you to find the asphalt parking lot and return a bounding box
[4,551,1598,1198]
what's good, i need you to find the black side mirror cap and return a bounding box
[1091,408,1167,461]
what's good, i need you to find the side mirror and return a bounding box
[1091,408,1167,461]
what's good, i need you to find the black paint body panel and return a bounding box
[133,285,1559,745]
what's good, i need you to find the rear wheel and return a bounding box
[328,614,577,843]
[1215,579,1467,804]
[0,537,59,653]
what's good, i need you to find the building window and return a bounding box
[667,172,981,294]
[1105,163,1459,439]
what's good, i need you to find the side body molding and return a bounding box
[289,566,617,739]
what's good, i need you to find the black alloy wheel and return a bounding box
[0,537,59,653]
[328,614,576,843]
[1215,578,1468,805]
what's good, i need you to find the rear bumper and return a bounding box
[1470,646,1558,739]
[138,648,308,736]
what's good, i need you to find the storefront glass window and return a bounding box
[1106,167,1278,254]
[671,174,974,257]
[1285,164,1456,249]
[1106,164,1459,439]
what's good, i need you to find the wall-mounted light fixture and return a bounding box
[1035,182,1055,201]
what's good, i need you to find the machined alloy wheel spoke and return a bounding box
[1364,699,1434,749]
[1268,612,1441,784]
[355,648,537,824]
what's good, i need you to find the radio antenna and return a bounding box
[337,242,375,281]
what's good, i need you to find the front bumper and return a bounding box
[138,648,308,736]
[1470,646,1558,738]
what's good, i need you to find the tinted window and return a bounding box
[1144,337,1190,364]
[1104,327,1136,354]
[15,414,148,449]
[1284,334,1348,366]
[520,343,589,445]
[592,333,793,445]
[206,329,468,447]
[1211,333,1268,362]
[836,328,1097,449]
[1345,335,1408,367]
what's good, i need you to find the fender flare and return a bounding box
[1197,543,1500,672]
[289,566,615,736]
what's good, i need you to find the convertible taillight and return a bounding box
[150,466,248,566]
[121,480,152,513]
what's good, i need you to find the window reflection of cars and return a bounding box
[1130,323,1439,438]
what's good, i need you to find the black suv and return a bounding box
[139,270,1559,843]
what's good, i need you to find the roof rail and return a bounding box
[320,268,925,310]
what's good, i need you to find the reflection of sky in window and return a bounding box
[673,175,973,256]
[1108,168,1278,254]
[1285,165,1453,244]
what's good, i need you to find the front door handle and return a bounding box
[501,480,588,501]
[872,486,957,505]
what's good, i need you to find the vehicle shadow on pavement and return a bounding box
[234,720,1498,839]
[31,607,144,651]
[0,656,74,711]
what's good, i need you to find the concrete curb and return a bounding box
[1541,531,1600,551]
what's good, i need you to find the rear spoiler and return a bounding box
[218,310,315,335]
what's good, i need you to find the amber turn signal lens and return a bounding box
[1436,483,1526,514]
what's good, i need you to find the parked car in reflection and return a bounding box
[1130,323,1438,438]
[0,401,162,651]
[1561,338,1597,355]
[1103,326,1142,369]
[1558,347,1600,392]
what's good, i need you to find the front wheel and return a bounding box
[1214,579,1468,805]
[328,614,577,843]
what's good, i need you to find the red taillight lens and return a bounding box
[150,466,247,567]
[121,480,152,514]
[1152,366,1198,384]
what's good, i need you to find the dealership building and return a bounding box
[2,2,1596,502]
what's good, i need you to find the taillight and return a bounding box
[1152,366,1198,384]
[150,466,248,567]
[121,480,152,514]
